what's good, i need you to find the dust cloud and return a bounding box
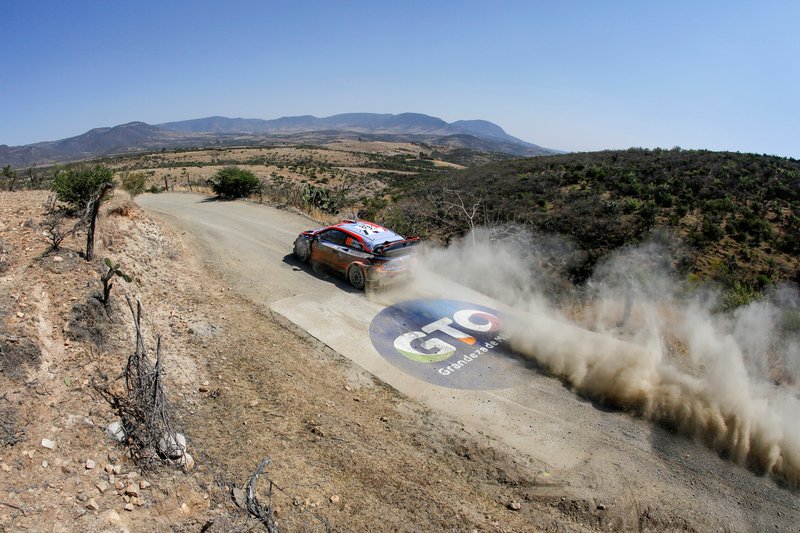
[408,226,800,486]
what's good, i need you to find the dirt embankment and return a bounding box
[0,190,731,532]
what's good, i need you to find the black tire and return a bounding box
[293,239,310,262]
[347,264,366,290]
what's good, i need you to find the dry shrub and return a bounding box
[107,200,138,218]
[105,190,138,218]
[0,336,41,381]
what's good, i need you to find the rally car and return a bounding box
[292,220,420,290]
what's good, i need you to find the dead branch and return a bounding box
[0,500,27,516]
[245,458,279,533]
[118,295,183,467]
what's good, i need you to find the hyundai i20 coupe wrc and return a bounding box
[293,220,420,290]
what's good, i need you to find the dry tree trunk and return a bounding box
[85,183,113,261]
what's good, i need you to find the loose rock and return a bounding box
[85,459,96,470]
[178,452,194,471]
[330,495,340,503]
[232,487,246,508]
[41,438,56,450]
[158,432,187,459]
[508,501,521,511]
[96,481,109,493]
[86,498,99,511]
[107,421,125,442]
[124,503,135,512]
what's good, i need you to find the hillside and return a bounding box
[157,112,550,151]
[381,148,800,295]
[0,113,556,168]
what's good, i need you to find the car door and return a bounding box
[314,229,349,270]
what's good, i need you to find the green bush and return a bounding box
[119,171,148,197]
[210,167,260,198]
[723,280,761,310]
[51,165,114,212]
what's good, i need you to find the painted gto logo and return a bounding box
[393,309,502,363]
[369,299,518,390]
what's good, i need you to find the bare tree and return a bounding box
[41,195,83,255]
[25,167,38,189]
[334,170,369,208]
[432,187,483,247]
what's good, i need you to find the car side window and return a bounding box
[318,229,347,246]
[346,237,363,252]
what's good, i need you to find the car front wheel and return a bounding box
[347,264,366,290]
[293,239,310,262]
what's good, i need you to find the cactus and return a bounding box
[301,184,340,213]
[101,258,133,306]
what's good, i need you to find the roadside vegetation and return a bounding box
[5,144,798,308]
[381,148,800,304]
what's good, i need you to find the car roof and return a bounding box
[334,220,404,249]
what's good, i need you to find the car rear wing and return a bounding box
[374,237,421,255]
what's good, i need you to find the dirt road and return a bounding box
[138,192,799,531]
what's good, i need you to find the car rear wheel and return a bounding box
[347,264,366,290]
[294,239,310,262]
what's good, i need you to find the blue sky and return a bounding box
[2,0,798,157]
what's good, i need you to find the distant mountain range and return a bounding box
[0,113,558,167]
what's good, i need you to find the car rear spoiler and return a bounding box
[374,237,421,255]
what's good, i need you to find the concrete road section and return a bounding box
[138,192,799,530]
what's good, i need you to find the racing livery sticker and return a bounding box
[369,299,528,390]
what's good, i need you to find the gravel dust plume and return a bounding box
[412,227,800,486]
